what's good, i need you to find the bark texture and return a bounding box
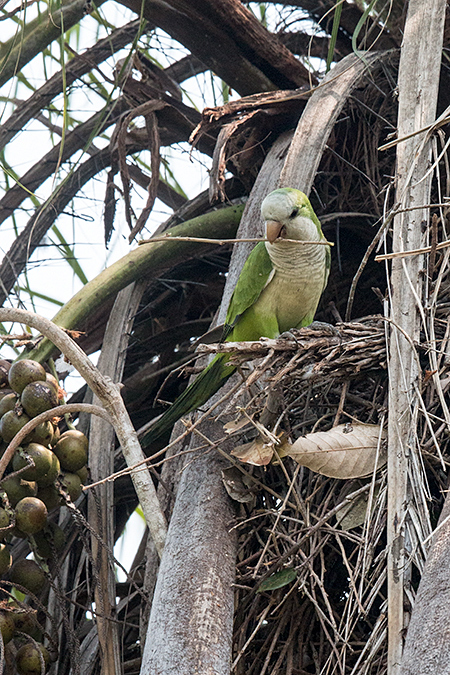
[387,1,447,673]
[140,433,237,675]
[399,495,450,675]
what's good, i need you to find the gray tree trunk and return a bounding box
[387,1,447,673]
[399,496,450,675]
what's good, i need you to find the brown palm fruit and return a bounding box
[8,360,46,395]
[27,420,54,446]
[36,485,62,511]
[1,475,37,506]
[21,382,58,418]
[0,506,10,532]
[53,429,88,472]
[45,374,63,403]
[0,609,15,644]
[11,606,41,639]
[76,465,89,484]
[60,472,82,501]
[16,642,50,675]
[14,497,47,535]
[0,409,31,443]
[0,391,17,418]
[12,444,54,482]
[33,522,65,560]
[10,558,46,595]
[35,452,60,489]
[0,543,11,575]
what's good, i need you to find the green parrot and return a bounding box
[141,187,330,449]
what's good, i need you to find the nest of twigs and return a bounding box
[200,311,448,675]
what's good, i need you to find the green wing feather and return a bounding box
[141,242,273,448]
[222,242,273,341]
[141,354,231,447]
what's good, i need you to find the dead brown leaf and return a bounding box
[231,437,275,466]
[278,423,386,479]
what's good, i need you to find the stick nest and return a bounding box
[221,309,448,674]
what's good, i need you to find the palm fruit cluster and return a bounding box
[0,358,90,673]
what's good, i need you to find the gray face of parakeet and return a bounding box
[261,188,322,244]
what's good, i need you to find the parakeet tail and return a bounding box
[141,354,235,449]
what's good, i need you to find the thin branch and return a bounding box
[375,238,450,261]
[139,235,334,246]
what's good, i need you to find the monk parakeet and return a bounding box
[141,187,330,448]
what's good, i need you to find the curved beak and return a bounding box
[265,220,284,244]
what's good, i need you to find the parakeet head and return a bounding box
[261,188,319,243]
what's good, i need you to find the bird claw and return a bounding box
[278,322,341,346]
[278,330,302,346]
[279,321,339,342]
[307,320,341,337]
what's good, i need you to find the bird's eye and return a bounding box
[289,208,299,219]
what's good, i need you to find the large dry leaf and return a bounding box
[231,437,275,466]
[278,423,386,479]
